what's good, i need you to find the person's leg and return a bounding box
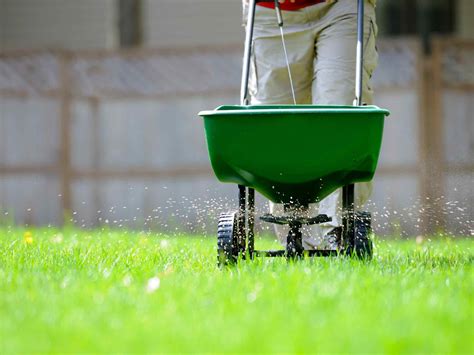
[248,7,314,105]
[310,0,379,240]
[312,1,378,105]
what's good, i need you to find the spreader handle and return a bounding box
[240,0,257,105]
[354,0,364,106]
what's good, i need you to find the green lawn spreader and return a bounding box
[199,0,390,265]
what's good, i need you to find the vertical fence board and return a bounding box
[443,92,474,165]
[433,39,474,235]
[71,100,95,170]
[1,97,60,166]
[0,175,61,225]
[59,53,73,217]
[371,175,420,236]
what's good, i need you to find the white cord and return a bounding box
[279,26,297,105]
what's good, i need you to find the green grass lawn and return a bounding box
[0,227,473,353]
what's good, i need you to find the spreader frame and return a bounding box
[211,0,378,264]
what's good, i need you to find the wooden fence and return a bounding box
[425,39,474,234]
[0,38,472,235]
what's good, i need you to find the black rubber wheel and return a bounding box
[345,211,373,259]
[217,211,244,267]
[353,211,373,259]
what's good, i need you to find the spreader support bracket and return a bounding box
[259,213,331,226]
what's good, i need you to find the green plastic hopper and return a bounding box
[199,105,390,205]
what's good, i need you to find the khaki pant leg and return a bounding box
[248,8,314,104]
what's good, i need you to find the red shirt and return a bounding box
[258,0,326,11]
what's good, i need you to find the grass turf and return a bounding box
[0,227,473,353]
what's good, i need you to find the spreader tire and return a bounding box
[217,212,242,267]
[353,211,373,259]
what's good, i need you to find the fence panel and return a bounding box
[0,41,472,235]
[370,39,422,235]
[433,39,474,235]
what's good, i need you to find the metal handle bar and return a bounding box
[354,0,364,106]
[240,0,257,105]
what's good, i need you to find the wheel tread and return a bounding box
[217,212,239,266]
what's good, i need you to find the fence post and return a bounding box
[418,42,431,235]
[59,51,73,223]
[422,39,446,233]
